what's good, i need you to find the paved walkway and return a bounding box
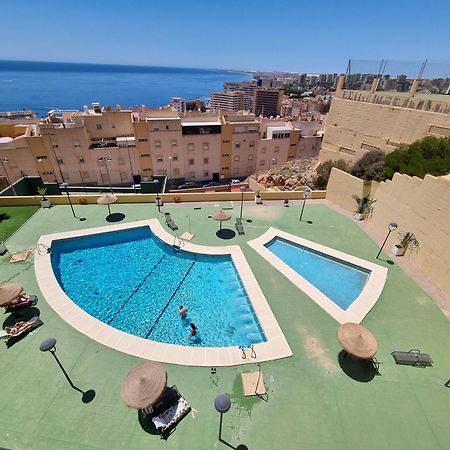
[1,201,449,449]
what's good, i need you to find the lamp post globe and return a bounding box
[40,337,57,352]
[214,393,231,414]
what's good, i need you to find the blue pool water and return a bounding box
[51,227,265,347]
[265,237,369,310]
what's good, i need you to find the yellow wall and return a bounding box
[220,124,233,178]
[326,168,450,303]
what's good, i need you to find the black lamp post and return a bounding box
[60,182,85,221]
[39,337,95,403]
[98,157,113,193]
[0,157,17,196]
[376,221,398,259]
[299,186,312,221]
[239,186,246,221]
[215,394,231,447]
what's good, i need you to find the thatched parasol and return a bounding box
[121,361,167,410]
[212,210,231,232]
[0,282,23,306]
[337,322,378,359]
[97,194,118,215]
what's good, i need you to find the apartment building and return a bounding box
[210,91,244,112]
[253,89,283,117]
[223,81,256,111]
[0,104,324,190]
[170,97,186,113]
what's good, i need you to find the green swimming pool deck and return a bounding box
[1,201,449,450]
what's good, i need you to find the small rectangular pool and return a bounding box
[265,237,369,310]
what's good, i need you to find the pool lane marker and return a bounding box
[145,260,196,338]
[107,254,166,325]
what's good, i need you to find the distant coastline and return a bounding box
[0,60,251,116]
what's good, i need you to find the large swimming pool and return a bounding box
[266,237,370,310]
[51,226,266,347]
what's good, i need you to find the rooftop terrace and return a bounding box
[1,200,449,449]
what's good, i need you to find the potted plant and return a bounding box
[352,194,375,220]
[37,186,51,208]
[254,189,262,205]
[391,231,419,256]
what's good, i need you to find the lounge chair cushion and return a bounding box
[391,350,433,366]
[152,397,191,431]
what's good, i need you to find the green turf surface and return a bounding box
[0,201,449,450]
[0,205,39,242]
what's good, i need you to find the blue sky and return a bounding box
[1,0,449,73]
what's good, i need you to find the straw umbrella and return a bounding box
[0,282,23,306]
[121,361,167,410]
[337,322,378,359]
[97,194,118,216]
[212,210,231,233]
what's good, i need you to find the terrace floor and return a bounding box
[1,200,449,450]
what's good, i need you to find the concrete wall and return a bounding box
[326,168,450,301]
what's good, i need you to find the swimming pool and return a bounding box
[266,237,369,310]
[248,228,388,324]
[50,226,266,348]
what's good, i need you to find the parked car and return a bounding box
[203,181,222,188]
[230,179,241,184]
[177,182,200,189]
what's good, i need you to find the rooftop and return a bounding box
[1,200,449,449]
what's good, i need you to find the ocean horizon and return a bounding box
[0,60,251,117]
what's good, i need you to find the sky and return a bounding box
[1,0,449,73]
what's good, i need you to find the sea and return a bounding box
[0,60,251,117]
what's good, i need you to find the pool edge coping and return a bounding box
[34,219,293,366]
[247,227,388,324]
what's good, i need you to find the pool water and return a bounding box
[266,237,369,309]
[51,226,266,347]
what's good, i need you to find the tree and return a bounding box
[384,136,450,179]
[314,159,350,189]
[351,150,385,181]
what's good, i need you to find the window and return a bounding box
[141,153,150,157]
[203,143,209,150]
[79,158,85,163]
[221,153,230,157]
[234,126,246,133]
[203,171,209,177]
[235,142,240,148]
[143,168,152,172]
[166,125,169,130]
[248,127,258,133]
[57,159,63,164]
[234,155,240,162]
[260,159,265,166]
[138,138,148,142]
[203,157,209,164]
[249,141,255,147]
[111,123,116,128]
[173,168,180,176]
[171,140,177,147]
[233,168,239,174]
[248,154,254,161]
[188,143,195,151]
[156,155,163,162]
[172,155,179,161]
[154,141,161,148]
[261,147,267,153]
[36,155,47,160]
[52,143,59,149]
[96,124,102,130]
[189,171,195,178]
[222,139,230,144]
[73,141,80,147]
[153,127,159,131]
[274,146,280,153]
[189,159,194,165]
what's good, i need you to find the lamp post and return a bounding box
[60,182,85,221]
[214,394,231,446]
[154,179,163,212]
[39,337,95,403]
[48,134,65,184]
[125,138,136,194]
[98,157,113,193]
[376,221,398,259]
[239,186,246,221]
[0,157,17,195]
[299,186,312,221]
[168,156,172,189]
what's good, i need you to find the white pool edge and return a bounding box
[247,227,388,324]
[35,219,292,366]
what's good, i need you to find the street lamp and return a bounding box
[125,138,136,194]
[168,156,172,189]
[214,394,231,446]
[376,221,398,259]
[39,337,95,403]
[0,157,17,195]
[48,134,65,184]
[239,186,246,221]
[299,186,312,221]
[60,182,85,221]
[98,157,113,193]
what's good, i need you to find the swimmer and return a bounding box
[189,322,198,338]
[179,305,187,318]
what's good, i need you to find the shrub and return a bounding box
[314,159,350,189]
[384,136,450,179]
[351,150,385,181]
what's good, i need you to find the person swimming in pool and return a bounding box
[189,322,198,339]
[179,305,187,318]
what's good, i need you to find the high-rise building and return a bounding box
[210,91,244,112]
[170,97,186,113]
[223,81,256,111]
[253,89,283,117]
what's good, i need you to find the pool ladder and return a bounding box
[239,343,256,359]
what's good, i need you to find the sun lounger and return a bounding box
[4,294,38,313]
[0,316,42,340]
[164,213,179,231]
[391,349,433,367]
[235,218,245,235]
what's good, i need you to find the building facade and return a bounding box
[253,89,283,117]
[210,91,244,112]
